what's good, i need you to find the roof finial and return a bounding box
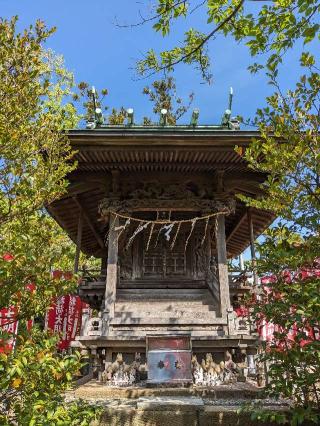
[228,87,233,112]
[190,109,200,127]
[127,108,134,126]
[221,87,234,127]
[86,86,105,128]
[159,109,168,126]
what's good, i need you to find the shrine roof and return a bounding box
[47,128,275,259]
[66,127,260,146]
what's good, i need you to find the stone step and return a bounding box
[117,289,213,301]
[118,288,210,294]
[111,314,219,325]
[114,308,216,320]
[119,279,207,289]
[81,280,208,290]
[108,329,229,337]
[115,301,217,311]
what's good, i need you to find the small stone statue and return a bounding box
[192,353,237,386]
[101,352,145,387]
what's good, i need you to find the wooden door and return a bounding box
[143,237,186,278]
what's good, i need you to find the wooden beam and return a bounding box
[224,171,267,183]
[226,211,248,243]
[72,144,246,152]
[60,182,104,200]
[111,170,120,194]
[119,206,200,212]
[74,210,83,273]
[216,214,231,316]
[247,209,258,285]
[213,170,225,193]
[101,257,107,275]
[93,248,108,258]
[229,183,265,196]
[46,206,70,231]
[73,196,105,249]
[67,130,262,149]
[104,213,119,321]
[77,161,245,171]
[68,171,112,181]
[239,253,245,271]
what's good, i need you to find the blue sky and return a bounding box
[0,0,307,125]
[0,1,308,262]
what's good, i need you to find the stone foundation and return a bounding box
[68,381,293,426]
[73,381,263,400]
[99,405,286,426]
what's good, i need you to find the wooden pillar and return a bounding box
[206,224,219,302]
[74,210,83,273]
[101,257,107,276]
[239,253,244,271]
[206,224,212,267]
[247,209,258,285]
[132,236,141,279]
[215,214,230,316]
[104,214,119,320]
[111,170,120,194]
[214,170,225,193]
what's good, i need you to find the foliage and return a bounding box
[239,55,320,424]
[0,16,78,319]
[142,76,194,125]
[72,81,108,123]
[0,330,102,425]
[0,17,100,425]
[107,107,128,124]
[72,81,129,125]
[134,0,320,81]
[41,49,79,130]
[0,18,75,225]
[242,56,320,231]
[0,215,78,321]
[74,76,193,126]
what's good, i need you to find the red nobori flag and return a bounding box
[0,307,19,353]
[46,295,82,349]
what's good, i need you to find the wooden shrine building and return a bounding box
[48,117,274,376]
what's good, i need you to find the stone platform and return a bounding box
[67,381,292,425]
[72,380,262,400]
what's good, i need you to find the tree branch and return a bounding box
[114,0,187,28]
[138,0,245,79]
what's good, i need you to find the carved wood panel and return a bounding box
[143,244,164,276]
[118,223,213,281]
[143,237,186,278]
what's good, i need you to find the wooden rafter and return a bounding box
[247,208,258,285]
[76,161,247,171]
[74,210,83,273]
[226,210,248,244]
[60,181,104,200]
[73,196,105,249]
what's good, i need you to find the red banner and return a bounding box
[0,307,19,353]
[0,280,35,349]
[45,295,82,349]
